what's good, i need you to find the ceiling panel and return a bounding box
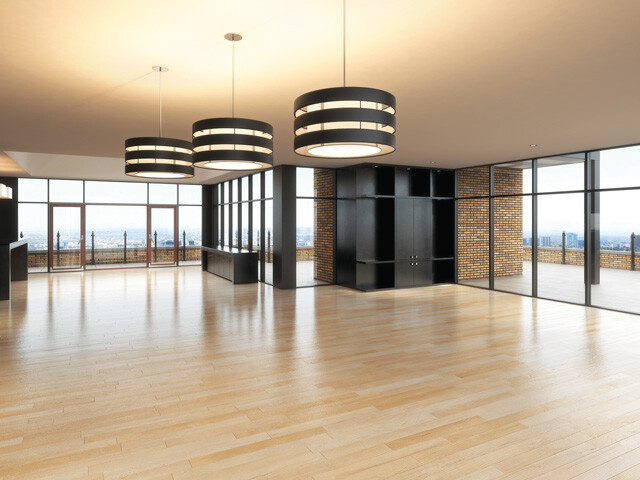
[1,0,640,180]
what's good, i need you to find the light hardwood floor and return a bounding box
[2,267,640,479]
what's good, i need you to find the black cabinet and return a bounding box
[413,260,433,286]
[395,260,432,288]
[396,198,432,261]
[395,199,413,260]
[337,164,455,291]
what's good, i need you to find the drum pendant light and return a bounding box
[124,66,194,179]
[294,0,396,158]
[192,34,273,171]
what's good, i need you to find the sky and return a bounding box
[518,146,640,236]
[17,179,202,235]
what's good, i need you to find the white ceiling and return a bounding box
[1,0,640,182]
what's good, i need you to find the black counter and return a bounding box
[202,246,258,284]
[1,238,29,301]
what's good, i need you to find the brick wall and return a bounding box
[458,198,489,279]
[313,169,335,283]
[494,168,524,277]
[523,246,639,270]
[458,167,524,280]
[296,246,314,261]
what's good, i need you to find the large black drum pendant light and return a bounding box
[192,34,273,171]
[294,0,396,158]
[125,66,194,179]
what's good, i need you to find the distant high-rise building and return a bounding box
[566,232,578,248]
[539,236,553,247]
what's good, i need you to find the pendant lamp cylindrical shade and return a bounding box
[294,87,396,158]
[191,118,273,170]
[124,137,194,178]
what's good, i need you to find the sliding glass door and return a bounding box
[148,206,177,266]
[49,204,85,271]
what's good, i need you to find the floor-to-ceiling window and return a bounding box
[17,178,202,272]
[457,145,640,315]
[214,170,272,284]
[17,179,48,272]
[457,166,490,289]
[295,167,336,287]
[590,146,640,313]
[493,160,533,296]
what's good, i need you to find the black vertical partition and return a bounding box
[0,177,18,244]
[273,166,296,289]
[0,177,19,300]
[201,185,214,272]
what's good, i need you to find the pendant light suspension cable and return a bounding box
[158,66,163,136]
[343,0,346,87]
[231,37,235,117]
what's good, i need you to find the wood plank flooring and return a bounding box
[1,267,640,479]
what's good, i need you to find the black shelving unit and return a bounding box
[337,164,456,291]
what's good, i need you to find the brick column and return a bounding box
[313,169,335,283]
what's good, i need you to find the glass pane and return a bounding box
[179,184,202,205]
[217,205,222,246]
[85,205,147,269]
[265,170,273,198]
[296,167,314,197]
[50,180,83,203]
[296,198,334,287]
[598,146,640,190]
[457,198,489,288]
[231,203,238,247]
[241,202,249,249]
[591,190,640,313]
[232,179,238,203]
[51,206,82,269]
[85,181,147,204]
[18,203,48,272]
[223,204,229,246]
[217,185,222,205]
[493,196,532,296]
[149,183,177,204]
[18,178,48,202]
[223,182,229,204]
[150,208,175,265]
[241,177,249,202]
[537,155,585,193]
[265,199,273,284]
[494,160,532,195]
[457,166,490,198]
[252,201,260,253]
[252,173,261,200]
[537,193,584,304]
[179,206,202,265]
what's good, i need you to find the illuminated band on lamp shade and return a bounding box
[124,137,194,179]
[294,86,396,158]
[0,183,12,199]
[191,117,273,170]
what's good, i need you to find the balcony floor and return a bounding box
[461,261,640,314]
